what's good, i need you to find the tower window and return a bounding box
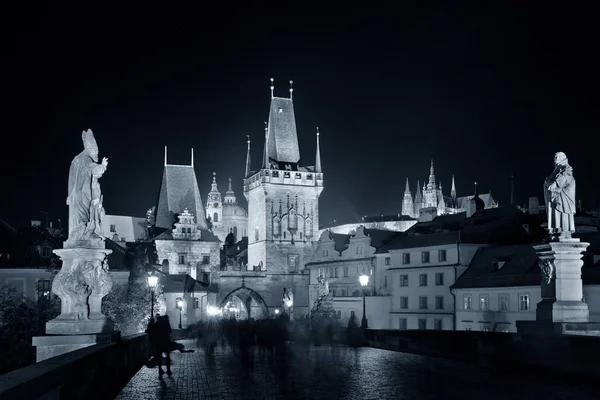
[179,254,186,264]
[213,212,219,223]
[255,227,259,241]
[110,224,116,233]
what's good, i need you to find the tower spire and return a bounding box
[191,148,194,168]
[315,127,322,173]
[510,173,516,206]
[270,78,274,99]
[289,80,294,101]
[451,174,456,198]
[211,172,218,192]
[245,135,251,178]
[164,146,168,166]
[262,121,269,169]
[228,177,233,192]
[404,177,410,193]
[428,158,436,189]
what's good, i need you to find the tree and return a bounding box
[102,282,150,336]
[0,285,60,374]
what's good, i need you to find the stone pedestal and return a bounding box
[518,238,599,336]
[32,243,118,362]
[32,331,120,362]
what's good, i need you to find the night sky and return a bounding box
[3,3,597,229]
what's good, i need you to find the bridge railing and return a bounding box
[0,333,151,400]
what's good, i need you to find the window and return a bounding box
[399,318,407,330]
[438,249,447,262]
[400,274,408,287]
[385,257,391,266]
[435,296,444,310]
[41,246,52,258]
[479,294,489,311]
[419,273,428,286]
[418,319,427,330]
[421,251,430,263]
[193,297,199,309]
[37,279,51,299]
[201,272,209,283]
[463,295,472,310]
[419,296,428,310]
[299,232,302,239]
[288,255,297,272]
[343,267,349,277]
[519,294,530,311]
[435,272,444,286]
[178,254,186,264]
[255,227,259,241]
[335,268,339,278]
[350,310,355,319]
[175,297,183,309]
[284,232,287,239]
[400,297,408,309]
[295,173,302,179]
[284,172,291,178]
[110,224,116,233]
[434,319,442,330]
[202,255,210,265]
[213,212,219,223]
[337,310,342,319]
[499,294,509,311]
[384,275,388,288]
[402,253,410,264]
[465,326,472,331]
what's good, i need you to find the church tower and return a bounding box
[401,178,414,217]
[244,78,324,274]
[413,180,423,216]
[422,159,438,208]
[206,172,222,227]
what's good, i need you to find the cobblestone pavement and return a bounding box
[116,340,597,400]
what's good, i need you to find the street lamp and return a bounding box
[359,273,369,329]
[147,273,158,319]
[177,299,183,329]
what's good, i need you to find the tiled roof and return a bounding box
[452,243,600,289]
[155,165,209,230]
[327,228,402,254]
[266,97,301,164]
[162,274,211,294]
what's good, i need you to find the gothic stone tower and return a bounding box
[222,79,323,317]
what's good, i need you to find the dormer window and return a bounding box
[491,259,505,272]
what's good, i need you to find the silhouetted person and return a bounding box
[146,317,157,363]
[155,315,173,377]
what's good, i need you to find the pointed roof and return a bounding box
[265,96,301,164]
[155,164,209,230]
[315,127,322,173]
[207,172,221,204]
[427,159,436,189]
[404,177,411,194]
[451,174,456,198]
[414,180,423,202]
[244,136,251,178]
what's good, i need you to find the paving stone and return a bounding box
[116,340,597,400]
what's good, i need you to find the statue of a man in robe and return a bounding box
[66,129,109,243]
[544,151,576,240]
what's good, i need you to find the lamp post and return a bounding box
[177,299,183,329]
[359,273,369,329]
[147,273,158,319]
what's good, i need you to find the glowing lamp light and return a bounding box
[359,274,369,287]
[177,299,183,309]
[286,299,293,307]
[274,309,280,315]
[207,305,221,316]
[147,275,158,289]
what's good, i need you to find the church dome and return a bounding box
[222,203,248,218]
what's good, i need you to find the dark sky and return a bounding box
[2,3,598,229]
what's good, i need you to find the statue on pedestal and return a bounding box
[544,151,576,240]
[311,268,337,320]
[46,129,114,335]
[66,129,109,246]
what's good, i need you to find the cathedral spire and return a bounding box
[427,159,436,189]
[211,172,218,192]
[164,146,168,166]
[262,121,269,169]
[404,177,410,194]
[245,135,251,178]
[402,177,414,217]
[315,127,322,173]
[451,174,456,200]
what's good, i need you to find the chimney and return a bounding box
[528,197,539,215]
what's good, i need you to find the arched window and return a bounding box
[213,212,219,222]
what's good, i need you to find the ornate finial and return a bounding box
[246,134,250,145]
[228,177,233,191]
[270,78,274,99]
[191,148,194,168]
[289,80,294,100]
[264,121,268,136]
[212,172,216,183]
[316,126,319,136]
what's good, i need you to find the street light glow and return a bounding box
[286,299,293,307]
[177,299,183,308]
[207,305,221,316]
[359,274,369,287]
[147,275,158,289]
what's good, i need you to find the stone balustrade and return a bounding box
[0,333,151,400]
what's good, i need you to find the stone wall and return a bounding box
[0,333,152,399]
[364,329,600,379]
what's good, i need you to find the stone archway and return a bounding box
[220,287,269,319]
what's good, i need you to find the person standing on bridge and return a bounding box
[155,315,173,377]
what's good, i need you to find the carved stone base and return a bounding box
[46,317,114,335]
[32,331,120,362]
[517,321,600,337]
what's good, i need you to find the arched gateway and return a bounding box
[220,287,269,319]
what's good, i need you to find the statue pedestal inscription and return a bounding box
[32,129,120,362]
